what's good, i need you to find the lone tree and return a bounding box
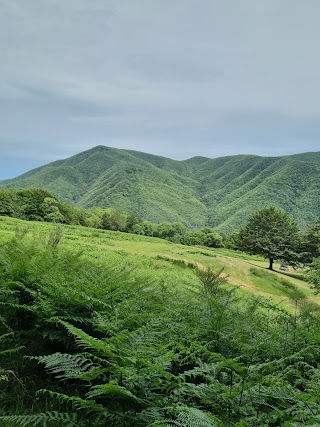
[238,206,300,270]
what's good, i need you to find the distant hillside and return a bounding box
[1,145,319,232]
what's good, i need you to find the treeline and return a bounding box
[101,209,224,247]
[0,189,100,227]
[0,189,225,248]
[1,189,319,261]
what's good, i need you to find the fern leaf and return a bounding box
[0,345,24,357]
[0,411,79,426]
[87,382,143,403]
[36,389,105,413]
[0,301,34,311]
[52,319,119,360]
[173,406,223,427]
[30,352,96,379]
[0,332,14,340]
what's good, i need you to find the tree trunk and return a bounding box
[269,257,274,270]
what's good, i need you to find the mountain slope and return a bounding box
[1,146,319,231]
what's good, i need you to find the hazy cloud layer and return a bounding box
[1,0,320,178]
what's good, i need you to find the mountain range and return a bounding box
[1,146,319,232]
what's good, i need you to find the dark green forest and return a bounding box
[1,146,320,232]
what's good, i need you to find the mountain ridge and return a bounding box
[1,145,319,232]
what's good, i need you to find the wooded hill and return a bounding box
[1,146,319,232]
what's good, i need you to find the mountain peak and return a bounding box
[0,147,319,232]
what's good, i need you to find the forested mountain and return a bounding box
[1,145,319,231]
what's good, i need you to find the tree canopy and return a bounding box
[238,206,300,270]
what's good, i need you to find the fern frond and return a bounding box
[30,352,96,379]
[36,389,104,413]
[81,352,114,367]
[0,345,24,357]
[147,423,175,427]
[173,406,223,427]
[0,331,24,357]
[0,332,14,340]
[0,288,19,297]
[87,382,144,403]
[51,319,119,360]
[0,301,34,311]
[0,411,79,427]
[49,314,91,325]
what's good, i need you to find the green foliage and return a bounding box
[299,218,320,264]
[0,190,16,216]
[164,406,223,427]
[0,223,320,426]
[0,189,107,230]
[101,208,128,231]
[0,412,80,427]
[0,189,76,224]
[238,206,301,270]
[224,232,240,250]
[189,228,223,248]
[1,146,320,232]
[42,197,68,223]
[0,189,53,220]
[0,189,224,249]
[306,257,320,293]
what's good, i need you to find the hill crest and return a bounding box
[1,145,319,232]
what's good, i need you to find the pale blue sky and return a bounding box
[1,0,320,179]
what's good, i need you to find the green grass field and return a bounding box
[1,215,317,311]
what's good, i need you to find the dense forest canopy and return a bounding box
[1,146,320,232]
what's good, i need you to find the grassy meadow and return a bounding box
[0,215,316,311]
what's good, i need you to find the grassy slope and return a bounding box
[1,146,319,232]
[1,216,318,312]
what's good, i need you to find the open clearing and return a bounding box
[1,216,318,311]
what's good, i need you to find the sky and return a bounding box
[1,0,320,179]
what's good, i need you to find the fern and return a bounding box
[172,406,223,427]
[87,382,143,403]
[147,407,223,427]
[194,267,227,297]
[36,389,105,413]
[52,319,120,360]
[0,411,80,426]
[0,332,24,355]
[0,345,24,357]
[30,352,97,379]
